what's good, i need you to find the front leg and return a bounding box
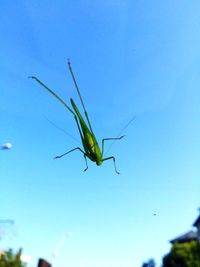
[101,136,125,156]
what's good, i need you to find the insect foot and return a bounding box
[83,166,88,172]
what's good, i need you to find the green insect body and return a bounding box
[70,98,103,166]
[30,59,124,174]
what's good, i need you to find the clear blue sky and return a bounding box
[1,1,200,267]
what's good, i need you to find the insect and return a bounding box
[30,59,124,174]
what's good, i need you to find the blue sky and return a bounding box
[0,1,200,266]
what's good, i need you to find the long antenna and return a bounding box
[43,115,80,144]
[105,115,136,155]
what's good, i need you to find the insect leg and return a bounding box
[54,147,88,172]
[68,113,89,172]
[54,147,85,159]
[83,154,88,172]
[102,156,120,175]
[101,136,125,156]
[67,60,94,134]
[29,76,75,114]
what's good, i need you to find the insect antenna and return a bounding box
[43,115,80,144]
[105,115,136,156]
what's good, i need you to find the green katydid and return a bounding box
[30,59,124,174]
